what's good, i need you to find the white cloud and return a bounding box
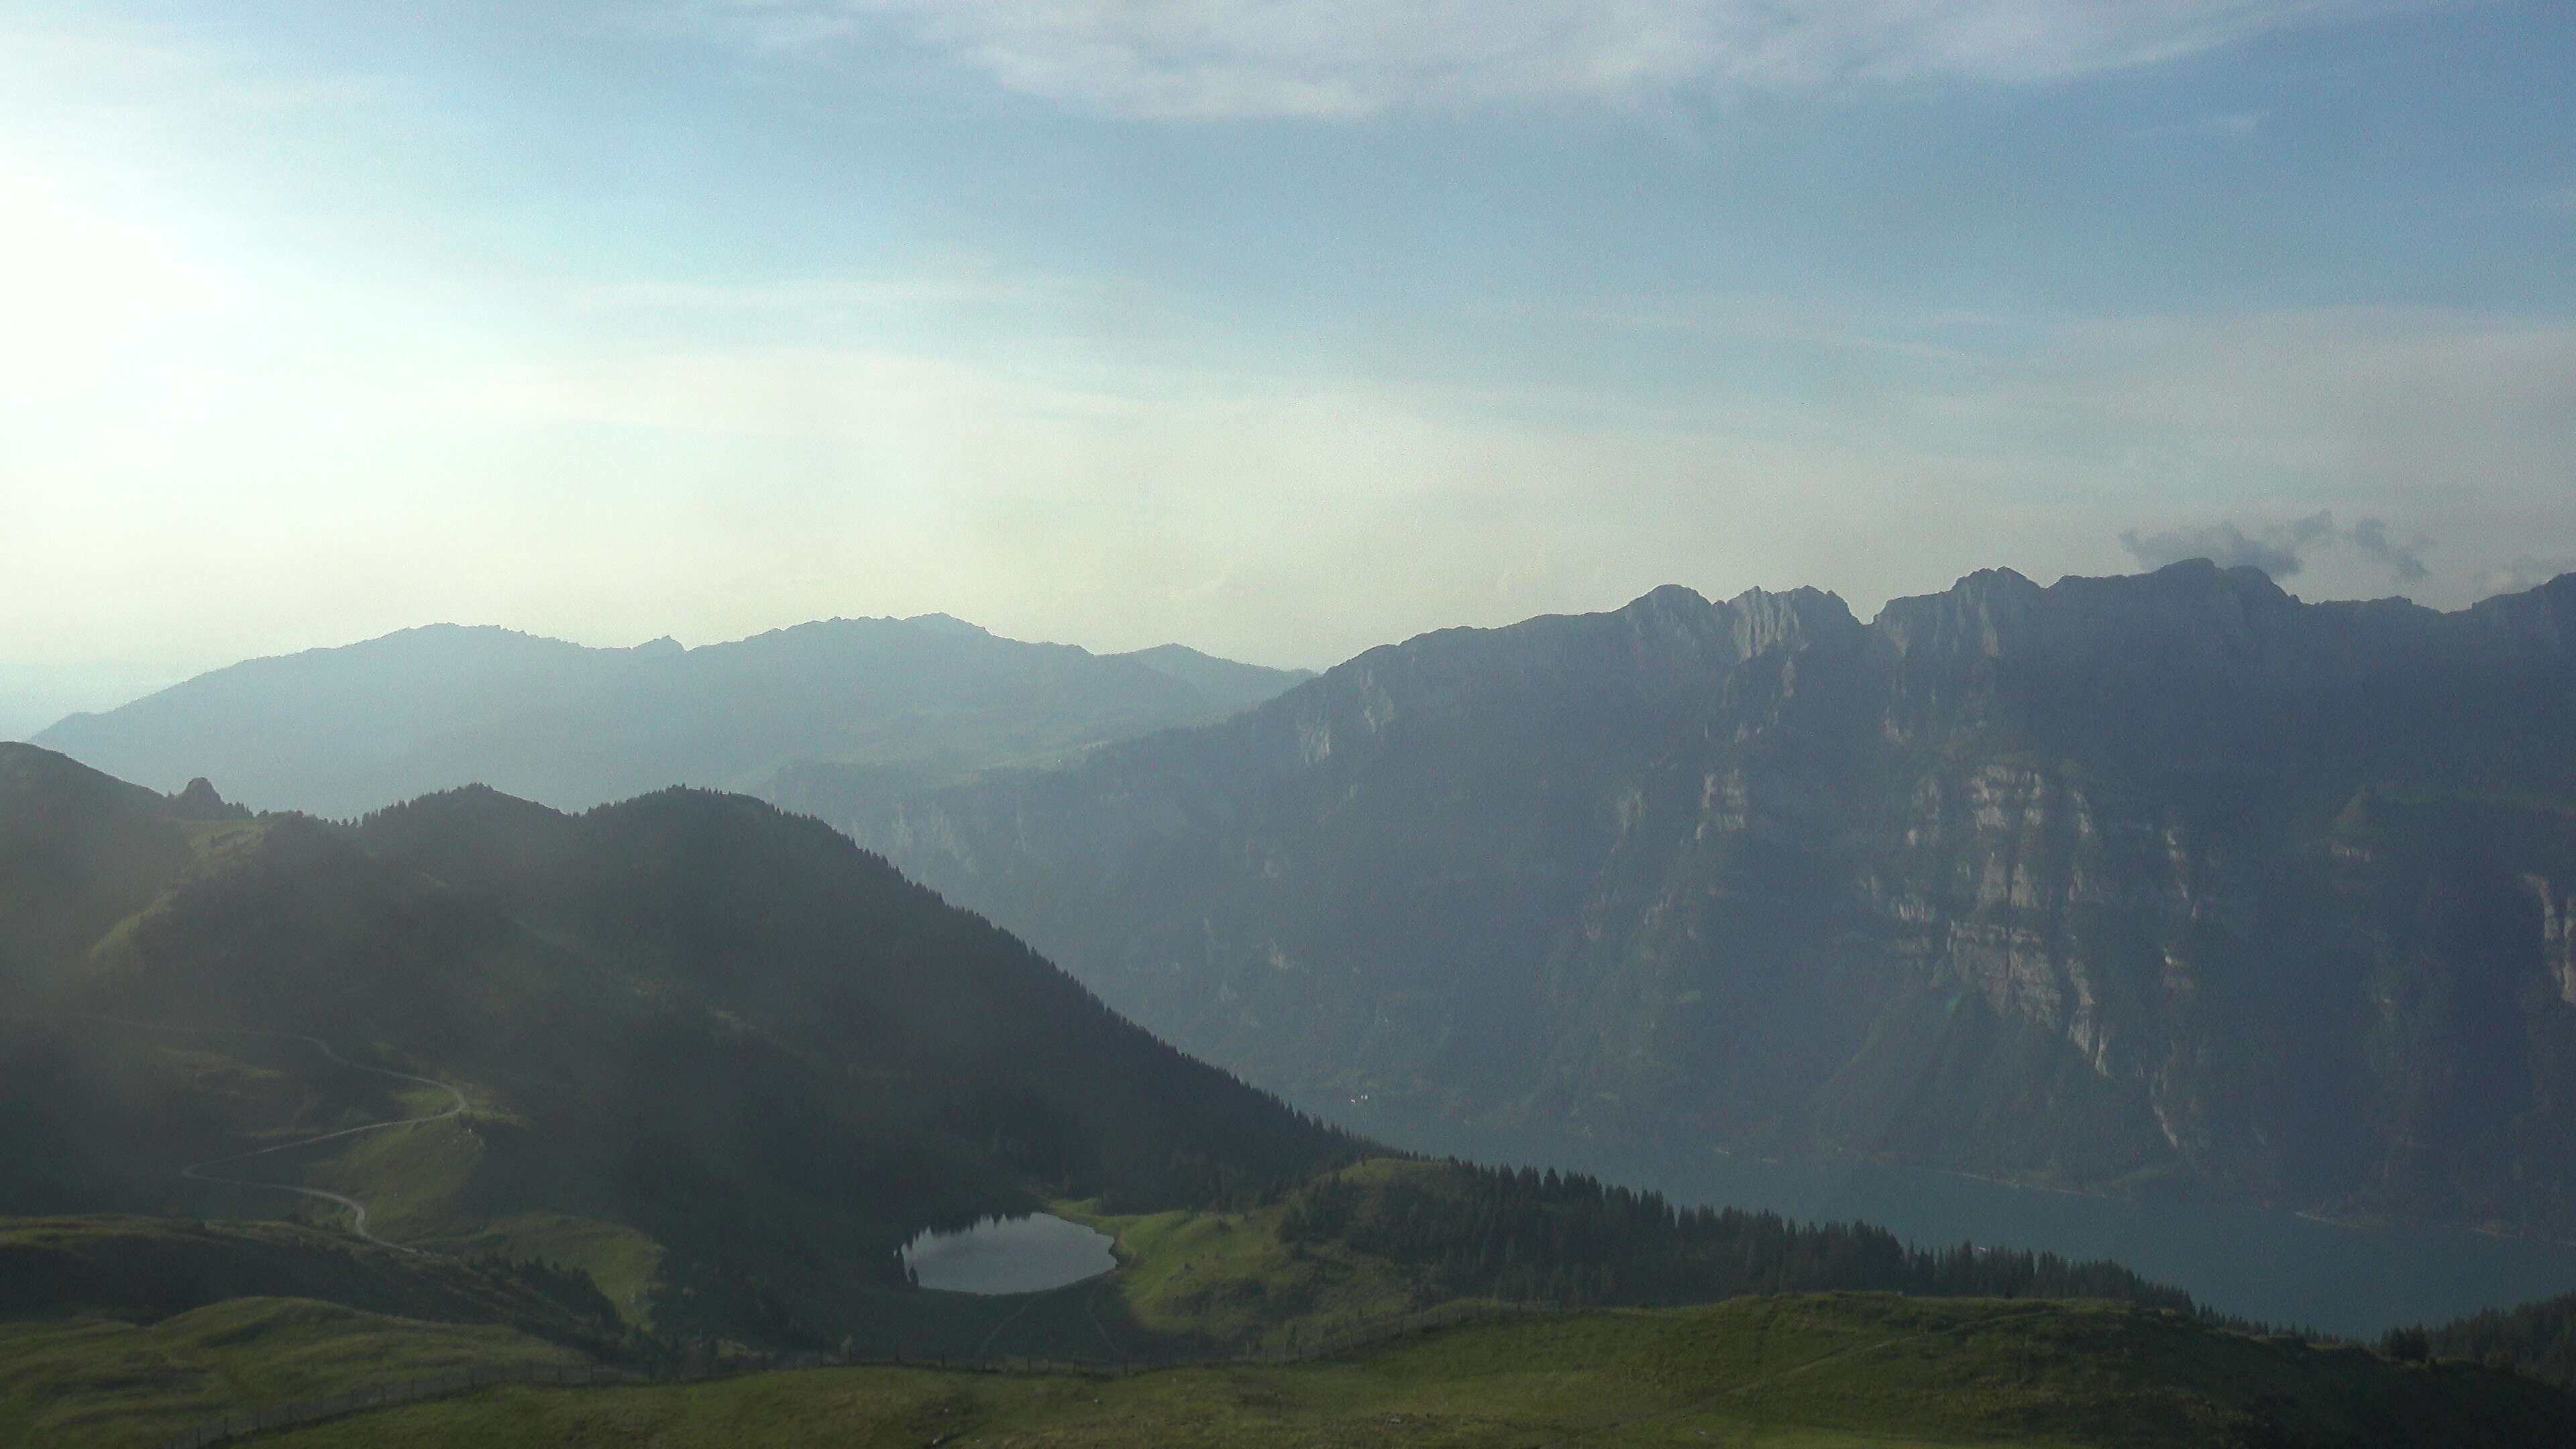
[2118,509,2428,581]
[693,0,2393,117]
[2481,555,2576,598]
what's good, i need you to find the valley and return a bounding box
[11,566,2576,1445]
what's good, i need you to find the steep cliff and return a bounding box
[842,564,2576,1236]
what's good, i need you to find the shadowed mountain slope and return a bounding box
[0,743,1358,1346]
[841,563,2576,1237]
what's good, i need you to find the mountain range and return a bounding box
[31,616,1311,819]
[834,561,2576,1238]
[14,637,2576,1442]
[24,564,2576,1241]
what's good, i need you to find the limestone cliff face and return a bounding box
[2520,875,2576,1006]
[843,564,2576,1236]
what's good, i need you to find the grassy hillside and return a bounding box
[0,1296,578,1449]
[239,1294,2576,1449]
[0,1217,614,1344]
[1049,1157,2201,1362]
[0,743,1362,1350]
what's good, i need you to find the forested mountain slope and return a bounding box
[0,743,1356,1345]
[845,562,2576,1236]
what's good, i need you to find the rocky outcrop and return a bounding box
[2523,875,2576,1006]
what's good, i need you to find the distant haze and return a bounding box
[0,666,191,743]
[31,614,1313,817]
[4,5,2573,694]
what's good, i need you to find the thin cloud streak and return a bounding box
[576,276,1081,314]
[690,0,2398,117]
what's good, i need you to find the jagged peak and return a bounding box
[2469,570,2576,654]
[1721,586,1858,658]
[1871,568,2040,659]
[1617,582,1854,626]
[1951,565,2042,596]
[167,777,249,822]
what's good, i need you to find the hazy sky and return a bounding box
[3,1,2573,733]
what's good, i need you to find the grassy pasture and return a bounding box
[246,1295,2571,1449]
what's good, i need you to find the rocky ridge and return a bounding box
[839,563,2576,1236]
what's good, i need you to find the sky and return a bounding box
[2,1,2572,734]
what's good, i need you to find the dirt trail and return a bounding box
[66,1014,467,1252]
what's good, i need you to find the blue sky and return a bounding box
[2,1,2572,730]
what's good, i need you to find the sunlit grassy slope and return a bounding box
[1061,1164,1438,1354]
[249,1294,2571,1449]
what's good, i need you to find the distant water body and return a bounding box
[903,1213,1116,1295]
[1328,1103,2576,1337]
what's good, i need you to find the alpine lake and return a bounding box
[901,1213,1118,1295]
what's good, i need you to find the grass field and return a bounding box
[244,1294,2571,1449]
[0,1213,625,1448]
[1063,1167,1441,1354]
[0,1297,577,1449]
[9,1173,2567,1448]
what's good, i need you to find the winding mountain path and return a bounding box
[66,1014,467,1252]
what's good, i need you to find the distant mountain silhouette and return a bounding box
[839,562,2576,1239]
[33,617,1310,818]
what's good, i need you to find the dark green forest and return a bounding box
[1279,1159,2197,1314]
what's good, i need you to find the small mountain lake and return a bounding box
[902,1213,1117,1295]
